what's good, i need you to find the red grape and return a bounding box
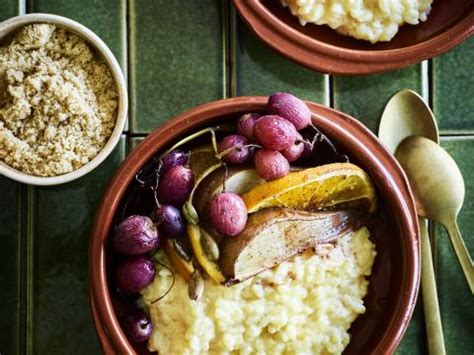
[267,92,311,130]
[237,113,260,140]
[209,192,248,236]
[155,204,185,238]
[282,133,304,162]
[113,215,159,255]
[254,149,290,181]
[218,134,251,164]
[157,166,194,206]
[115,255,155,293]
[254,115,297,151]
[160,149,189,172]
[122,310,153,343]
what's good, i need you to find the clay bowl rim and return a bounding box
[0,13,128,186]
[89,96,420,354]
[232,0,474,75]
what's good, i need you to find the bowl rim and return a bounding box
[0,13,128,186]
[89,96,420,354]
[232,0,474,75]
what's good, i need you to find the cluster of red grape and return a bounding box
[208,92,312,237]
[220,92,312,180]
[111,152,194,343]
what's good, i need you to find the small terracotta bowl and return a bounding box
[233,0,474,74]
[89,97,420,354]
[0,14,127,185]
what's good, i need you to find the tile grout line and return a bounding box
[423,59,448,276]
[323,74,331,107]
[17,185,27,355]
[18,0,26,16]
[428,59,434,111]
[221,0,229,99]
[17,3,28,355]
[122,0,129,134]
[22,3,35,354]
[127,0,136,135]
[421,60,435,261]
[229,2,238,98]
[421,60,429,104]
[26,186,35,355]
[328,75,335,108]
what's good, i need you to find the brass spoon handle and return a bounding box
[445,219,474,294]
[420,218,446,355]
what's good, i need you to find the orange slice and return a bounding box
[163,239,194,281]
[242,163,377,214]
[187,224,225,284]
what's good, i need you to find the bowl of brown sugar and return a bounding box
[0,13,127,185]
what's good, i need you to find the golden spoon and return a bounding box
[379,90,445,355]
[396,136,474,295]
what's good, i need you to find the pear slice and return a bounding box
[193,166,264,215]
[219,208,365,284]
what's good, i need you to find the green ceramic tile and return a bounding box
[0,0,18,22]
[395,299,426,355]
[129,136,144,151]
[130,0,224,133]
[0,177,21,355]
[30,0,126,69]
[433,38,474,134]
[236,16,326,102]
[30,137,125,354]
[333,65,422,132]
[434,137,474,355]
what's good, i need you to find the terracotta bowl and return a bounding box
[233,0,474,74]
[89,97,420,354]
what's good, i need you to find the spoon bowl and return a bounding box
[378,90,438,153]
[395,136,464,221]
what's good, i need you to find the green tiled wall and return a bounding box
[434,39,474,134]
[334,65,423,132]
[236,17,326,103]
[0,1,473,354]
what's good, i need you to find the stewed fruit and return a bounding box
[254,149,290,181]
[157,165,194,206]
[282,133,305,162]
[160,149,189,173]
[208,192,248,237]
[237,113,260,140]
[121,310,153,343]
[254,115,297,151]
[115,255,156,294]
[267,92,311,130]
[218,134,251,164]
[155,204,185,238]
[112,215,159,255]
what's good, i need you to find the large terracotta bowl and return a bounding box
[233,0,474,74]
[89,97,420,354]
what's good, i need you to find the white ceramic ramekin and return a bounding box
[0,13,128,186]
